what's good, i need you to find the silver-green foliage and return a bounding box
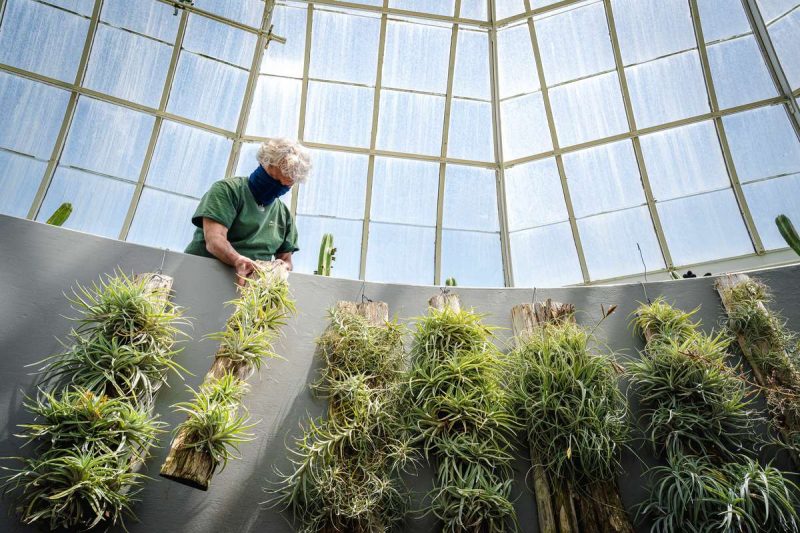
[277,307,411,532]
[406,307,518,532]
[512,319,629,485]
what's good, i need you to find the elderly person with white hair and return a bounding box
[184,138,311,284]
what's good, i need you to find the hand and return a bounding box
[233,256,257,286]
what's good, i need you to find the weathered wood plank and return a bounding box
[429,292,460,312]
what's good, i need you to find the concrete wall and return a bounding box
[1,214,799,533]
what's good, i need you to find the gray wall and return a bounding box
[1,214,799,533]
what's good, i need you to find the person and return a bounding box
[184,138,311,285]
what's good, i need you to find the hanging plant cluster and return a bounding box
[406,295,518,532]
[630,298,800,532]
[2,272,187,530]
[717,275,800,456]
[510,301,632,531]
[161,264,294,490]
[277,301,411,531]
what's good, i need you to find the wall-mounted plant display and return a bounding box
[406,293,518,532]
[276,301,411,531]
[630,298,800,531]
[717,274,800,461]
[2,272,185,530]
[510,300,633,533]
[161,262,294,490]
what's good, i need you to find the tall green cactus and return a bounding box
[776,214,800,257]
[445,277,457,287]
[315,233,336,276]
[46,202,72,227]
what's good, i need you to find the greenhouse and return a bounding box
[1,0,800,532]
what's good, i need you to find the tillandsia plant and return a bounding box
[161,264,295,489]
[406,304,518,532]
[719,277,800,452]
[276,304,412,532]
[640,453,800,533]
[2,271,186,530]
[511,318,629,487]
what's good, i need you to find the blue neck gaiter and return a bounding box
[248,165,291,207]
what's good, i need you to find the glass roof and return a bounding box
[0,0,799,287]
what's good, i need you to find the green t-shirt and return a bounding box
[184,177,299,261]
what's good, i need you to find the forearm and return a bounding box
[275,251,293,271]
[205,235,243,267]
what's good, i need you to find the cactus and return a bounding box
[776,215,800,257]
[445,277,457,287]
[46,202,72,227]
[315,233,336,276]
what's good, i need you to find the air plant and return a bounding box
[276,306,411,532]
[171,373,255,470]
[405,306,518,532]
[632,296,699,343]
[639,453,800,533]
[511,318,629,485]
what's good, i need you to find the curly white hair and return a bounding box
[257,138,312,184]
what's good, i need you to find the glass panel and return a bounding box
[304,81,373,148]
[443,165,498,231]
[247,76,302,137]
[101,0,178,41]
[377,90,444,156]
[549,72,628,147]
[447,99,494,162]
[757,0,797,22]
[441,230,504,287]
[657,188,753,265]
[626,51,709,129]
[453,29,490,100]
[697,0,751,43]
[42,0,92,15]
[500,93,552,160]
[295,215,362,278]
[495,0,525,20]
[0,73,70,159]
[510,222,583,287]
[0,151,46,217]
[497,24,539,98]
[262,4,306,77]
[578,206,663,280]
[743,174,800,249]
[61,98,154,181]
[535,1,615,86]
[297,150,368,218]
[563,140,645,217]
[310,9,380,85]
[707,36,777,109]
[0,0,89,82]
[183,15,257,69]
[505,158,568,231]
[724,105,800,182]
[640,121,729,201]
[37,168,135,238]
[371,157,438,226]
[611,0,696,65]
[366,223,435,284]
[147,121,233,198]
[389,0,455,16]
[127,188,199,251]
[168,53,248,130]
[382,20,451,94]
[235,142,261,176]
[84,24,173,108]
[768,7,800,89]
[460,0,488,21]
[192,0,263,27]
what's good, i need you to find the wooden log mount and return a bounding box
[429,291,461,312]
[511,300,633,533]
[716,273,800,466]
[160,261,289,491]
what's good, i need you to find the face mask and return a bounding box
[247,165,291,207]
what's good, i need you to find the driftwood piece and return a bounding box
[429,291,461,312]
[512,300,633,533]
[716,273,800,466]
[160,261,289,490]
[335,300,389,326]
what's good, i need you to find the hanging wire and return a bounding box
[359,281,372,303]
[636,242,651,304]
[531,286,537,306]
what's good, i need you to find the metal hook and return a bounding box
[358,281,372,303]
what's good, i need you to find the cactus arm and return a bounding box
[445,277,457,287]
[46,202,73,227]
[776,215,800,257]
[316,233,335,276]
